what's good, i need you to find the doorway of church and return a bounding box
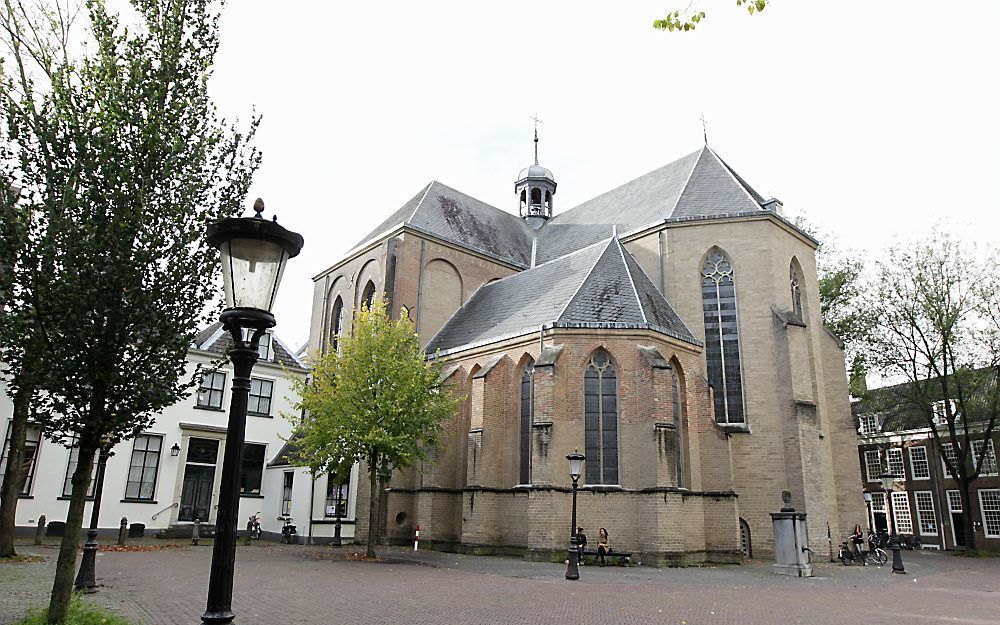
[739,518,752,559]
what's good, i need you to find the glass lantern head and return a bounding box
[207,199,304,316]
[566,451,585,481]
[879,471,897,492]
[863,491,873,503]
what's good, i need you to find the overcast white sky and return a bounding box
[204,1,1000,349]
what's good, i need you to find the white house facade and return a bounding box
[0,325,347,541]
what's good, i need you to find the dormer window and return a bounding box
[859,414,878,436]
[243,329,271,361]
[932,400,959,426]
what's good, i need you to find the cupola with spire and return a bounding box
[515,120,556,229]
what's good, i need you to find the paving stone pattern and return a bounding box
[3,545,999,625]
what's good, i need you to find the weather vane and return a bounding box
[530,114,542,164]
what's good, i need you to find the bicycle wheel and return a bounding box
[869,548,887,566]
[840,551,853,566]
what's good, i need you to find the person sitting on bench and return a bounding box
[597,527,612,566]
[576,527,587,565]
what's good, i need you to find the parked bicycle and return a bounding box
[838,536,887,566]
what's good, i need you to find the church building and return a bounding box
[307,135,864,564]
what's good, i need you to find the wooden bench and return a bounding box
[580,549,632,566]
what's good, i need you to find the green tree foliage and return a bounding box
[0,1,259,621]
[794,217,875,395]
[867,231,999,551]
[654,0,767,32]
[288,299,460,558]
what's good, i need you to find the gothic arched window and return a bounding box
[790,263,803,320]
[519,359,534,485]
[361,281,376,311]
[584,349,618,484]
[330,296,344,353]
[701,249,745,425]
[671,368,683,487]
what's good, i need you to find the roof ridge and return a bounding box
[614,238,647,324]
[410,181,436,221]
[706,147,763,209]
[555,237,616,322]
[666,146,706,219]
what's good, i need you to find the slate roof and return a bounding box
[535,146,773,263]
[351,180,534,268]
[268,437,301,467]
[425,237,699,354]
[853,370,999,434]
[192,322,307,369]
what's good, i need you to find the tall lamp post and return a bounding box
[565,451,585,580]
[200,199,303,624]
[74,439,113,592]
[879,472,905,574]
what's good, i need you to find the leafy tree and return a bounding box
[0,1,259,621]
[654,0,767,32]
[867,231,999,551]
[794,217,875,395]
[289,299,459,558]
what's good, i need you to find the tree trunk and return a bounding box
[367,461,377,559]
[958,477,977,551]
[46,443,97,624]
[0,382,32,558]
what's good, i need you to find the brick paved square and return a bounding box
[3,544,999,625]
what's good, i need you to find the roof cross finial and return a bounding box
[530,114,542,164]
[700,113,708,146]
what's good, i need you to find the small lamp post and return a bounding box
[200,199,303,624]
[863,491,873,533]
[565,451,585,580]
[879,472,905,574]
[74,437,114,592]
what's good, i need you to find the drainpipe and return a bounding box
[308,470,315,545]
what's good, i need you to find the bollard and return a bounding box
[192,518,200,546]
[34,515,45,546]
[118,517,128,546]
[414,524,419,552]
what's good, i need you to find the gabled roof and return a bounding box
[853,369,999,434]
[192,322,307,369]
[350,180,534,268]
[535,146,772,263]
[425,237,699,355]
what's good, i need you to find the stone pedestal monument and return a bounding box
[770,491,813,577]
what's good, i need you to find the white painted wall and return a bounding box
[1,343,307,535]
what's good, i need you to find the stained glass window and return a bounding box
[584,350,618,484]
[702,250,745,424]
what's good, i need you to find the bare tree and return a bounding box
[868,230,999,550]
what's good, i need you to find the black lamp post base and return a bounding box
[889,534,905,574]
[74,529,99,593]
[566,536,580,580]
[200,609,236,624]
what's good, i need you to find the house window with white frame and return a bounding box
[280,472,293,516]
[887,447,905,479]
[124,434,162,500]
[972,440,998,477]
[908,446,930,480]
[859,415,877,436]
[891,491,913,534]
[914,491,937,536]
[864,449,882,482]
[197,371,226,409]
[62,436,98,498]
[941,442,959,479]
[248,378,273,416]
[979,489,1000,538]
[1,423,42,495]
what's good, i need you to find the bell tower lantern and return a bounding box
[515,122,556,230]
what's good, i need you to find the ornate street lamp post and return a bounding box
[879,471,905,574]
[74,439,113,592]
[565,451,585,580]
[200,199,303,624]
